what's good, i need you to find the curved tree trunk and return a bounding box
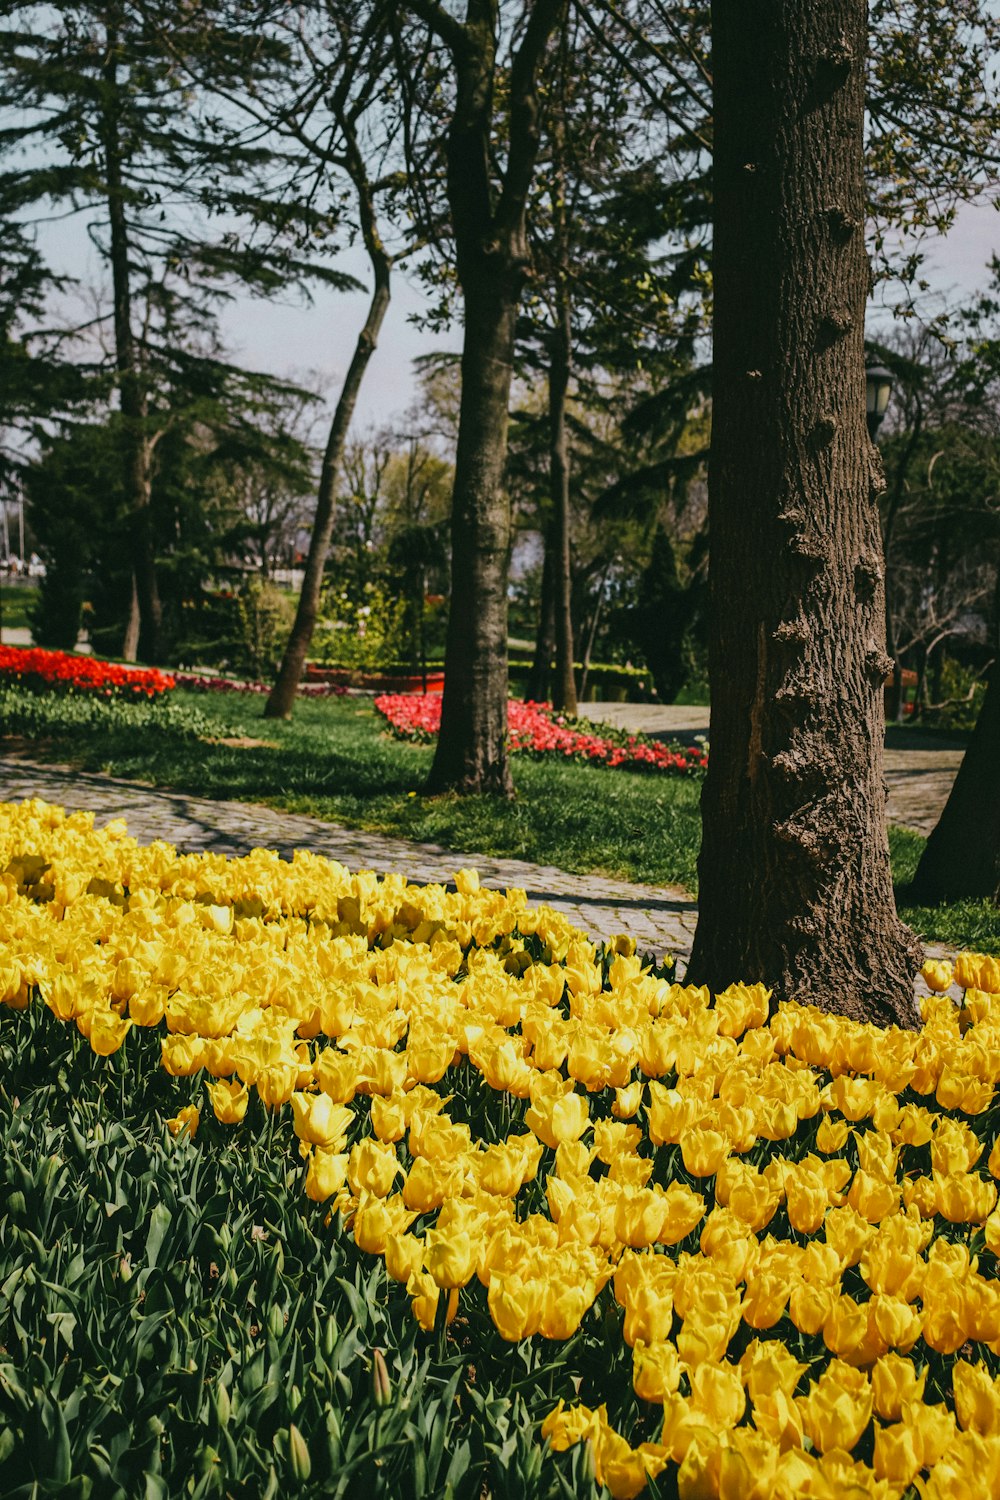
[687,0,921,1024]
[910,571,1000,903]
[264,262,390,718]
[549,275,577,714]
[264,70,392,719]
[103,14,162,664]
[547,55,576,717]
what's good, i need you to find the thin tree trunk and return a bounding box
[122,573,140,662]
[549,277,576,713]
[426,278,518,795]
[264,85,392,718]
[264,265,390,718]
[525,531,556,702]
[883,403,922,722]
[548,45,576,716]
[578,556,612,703]
[102,14,162,664]
[687,0,921,1024]
[911,568,1000,902]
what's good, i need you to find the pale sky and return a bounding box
[220,198,1000,431]
[28,192,1000,434]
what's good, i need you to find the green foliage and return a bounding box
[234,581,295,681]
[926,657,988,732]
[313,583,408,672]
[890,827,1000,955]
[0,684,214,740]
[0,1005,610,1498]
[0,586,37,635]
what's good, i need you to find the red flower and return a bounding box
[375,694,707,777]
[0,646,174,697]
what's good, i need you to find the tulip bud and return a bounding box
[288,1424,311,1481]
[372,1348,392,1408]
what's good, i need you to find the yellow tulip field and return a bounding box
[4,797,1000,1498]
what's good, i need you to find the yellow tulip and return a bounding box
[347,1138,401,1198]
[166,1104,200,1139]
[304,1149,349,1203]
[353,1191,415,1256]
[314,1048,359,1104]
[613,1081,644,1119]
[953,1359,1000,1435]
[922,958,954,992]
[161,1033,207,1077]
[632,1340,682,1404]
[871,1354,926,1422]
[290,1092,352,1149]
[384,1231,424,1285]
[89,1007,132,1056]
[796,1360,872,1454]
[205,1077,249,1125]
[424,1228,478,1290]
[537,1279,595,1340]
[488,1272,543,1341]
[688,1362,746,1431]
[525,1088,589,1149]
[540,1400,601,1451]
[594,1423,668,1500]
[740,1340,807,1405]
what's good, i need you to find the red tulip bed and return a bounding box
[375,692,708,775]
[0,645,174,697]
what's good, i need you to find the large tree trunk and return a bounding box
[264,264,390,718]
[687,0,921,1025]
[423,0,562,794]
[910,570,1000,902]
[103,15,162,664]
[426,277,518,796]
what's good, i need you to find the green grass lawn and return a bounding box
[0,584,37,633]
[4,686,998,952]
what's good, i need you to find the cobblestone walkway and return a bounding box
[0,752,956,999]
[579,704,962,837]
[0,755,697,965]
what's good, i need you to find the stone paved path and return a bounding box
[0,751,959,1000]
[0,755,698,965]
[579,704,962,837]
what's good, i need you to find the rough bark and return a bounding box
[426,276,518,795]
[102,14,162,664]
[526,530,556,702]
[910,570,1000,903]
[423,0,563,795]
[264,264,390,718]
[687,0,922,1024]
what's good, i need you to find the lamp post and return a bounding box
[866,362,894,440]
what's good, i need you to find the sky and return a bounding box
[27,188,1000,436]
[216,197,1000,431]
